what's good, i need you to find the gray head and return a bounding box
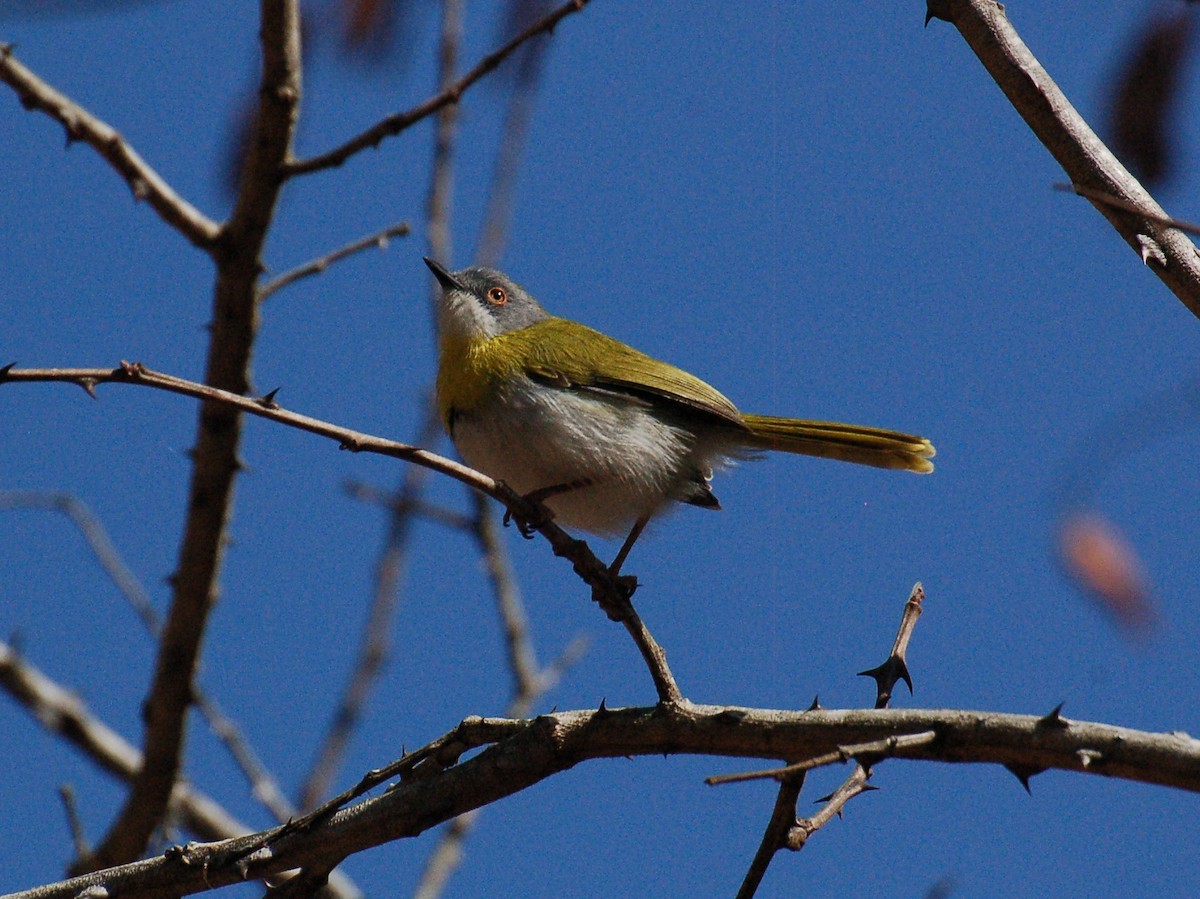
[425,258,552,341]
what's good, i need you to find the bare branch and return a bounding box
[0,44,220,249]
[78,0,305,873]
[727,583,928,896]
[12,704,1200,899]
[285,0,589,177]
[299,406,443,812]
[0,491,297,825]
[2,362,676,701]
[926,0,1200,320]
[258,221,411,301]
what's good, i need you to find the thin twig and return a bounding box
[724,583,928,897]
[476,2,552,267]
[0,44,220,248]
[1053,182,1200,238]
[2,362,677,700]
[258,221,411,301]
[926,0,1200,320]
[285,0,589,176]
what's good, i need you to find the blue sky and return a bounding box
[3,2,1199,897]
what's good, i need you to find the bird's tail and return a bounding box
[740,414,935,473]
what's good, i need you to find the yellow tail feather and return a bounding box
[740,414,935,473]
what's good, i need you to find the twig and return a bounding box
[926,0,1200,320]
[412,495,589,898]
[733,773,804,899]
[1053,182,1200,238]
[0,44,220,248]
[345,480,475,531]
[724,583,928,897]
[2,362,679,702]
[77,0,304,874]
[709,731,940,787]
[285,0,589,176]
[258,221,411,301]
[298,406,443,812]
[425,0,462,278]
[58,785,90,861]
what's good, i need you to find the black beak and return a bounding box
[423,257,465,291]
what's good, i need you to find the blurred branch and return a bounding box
[412,494,588,898]
[0,642,362,899]
[0,491,297,824]
[476,6,551,267]
[298,406,443,812]
[2,361,681,703]
[14,703,1200,898]
[258,220,411,301]
[926,0,1200,321]
[76,0,305,873]
[0,44,221,249]
[285,0,589,177]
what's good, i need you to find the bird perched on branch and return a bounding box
[426,258,934,575]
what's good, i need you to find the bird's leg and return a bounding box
[503,478,593,538]
[609,514,650,578]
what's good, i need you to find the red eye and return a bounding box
[487,286,507,305]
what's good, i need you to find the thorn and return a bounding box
[1037,703,1070,730]
[256,387,281,409]
[806,695,822,712]
[0,362,15,378]
[1076,748,1102,769]
[1004,763,1046,793]
[858,656,913,701]
[78,379,98,400]
[859,783,880,794]
[1136,234,1166,266]
[596,697,608,715]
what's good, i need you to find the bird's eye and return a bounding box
[487,286,507,305]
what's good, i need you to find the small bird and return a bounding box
[426,258,934,574]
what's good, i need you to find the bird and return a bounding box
[425,257,934,574]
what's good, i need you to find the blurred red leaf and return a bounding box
[1058,513,1155,636]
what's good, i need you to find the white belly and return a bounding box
[452,379,732,535]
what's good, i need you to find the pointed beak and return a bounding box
[423,257,465,291]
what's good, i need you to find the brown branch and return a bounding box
[76,0,305,873]
[258,220,411,301]
[0,642,363,899]
[298,406,443,813]
[412,495,588,898]
[926,0,1200,320]
[13,703,1200,898]
[728,583,927,897]
[0,491,297,826]
[1,362,679,703]
[0,44,220,249]
[284,0,589,177]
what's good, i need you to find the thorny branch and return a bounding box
[284,0,589,176]
[926,0,1200,320]
[0,45,220,248]
[1,362,683,704]
[10,703,1200,899]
